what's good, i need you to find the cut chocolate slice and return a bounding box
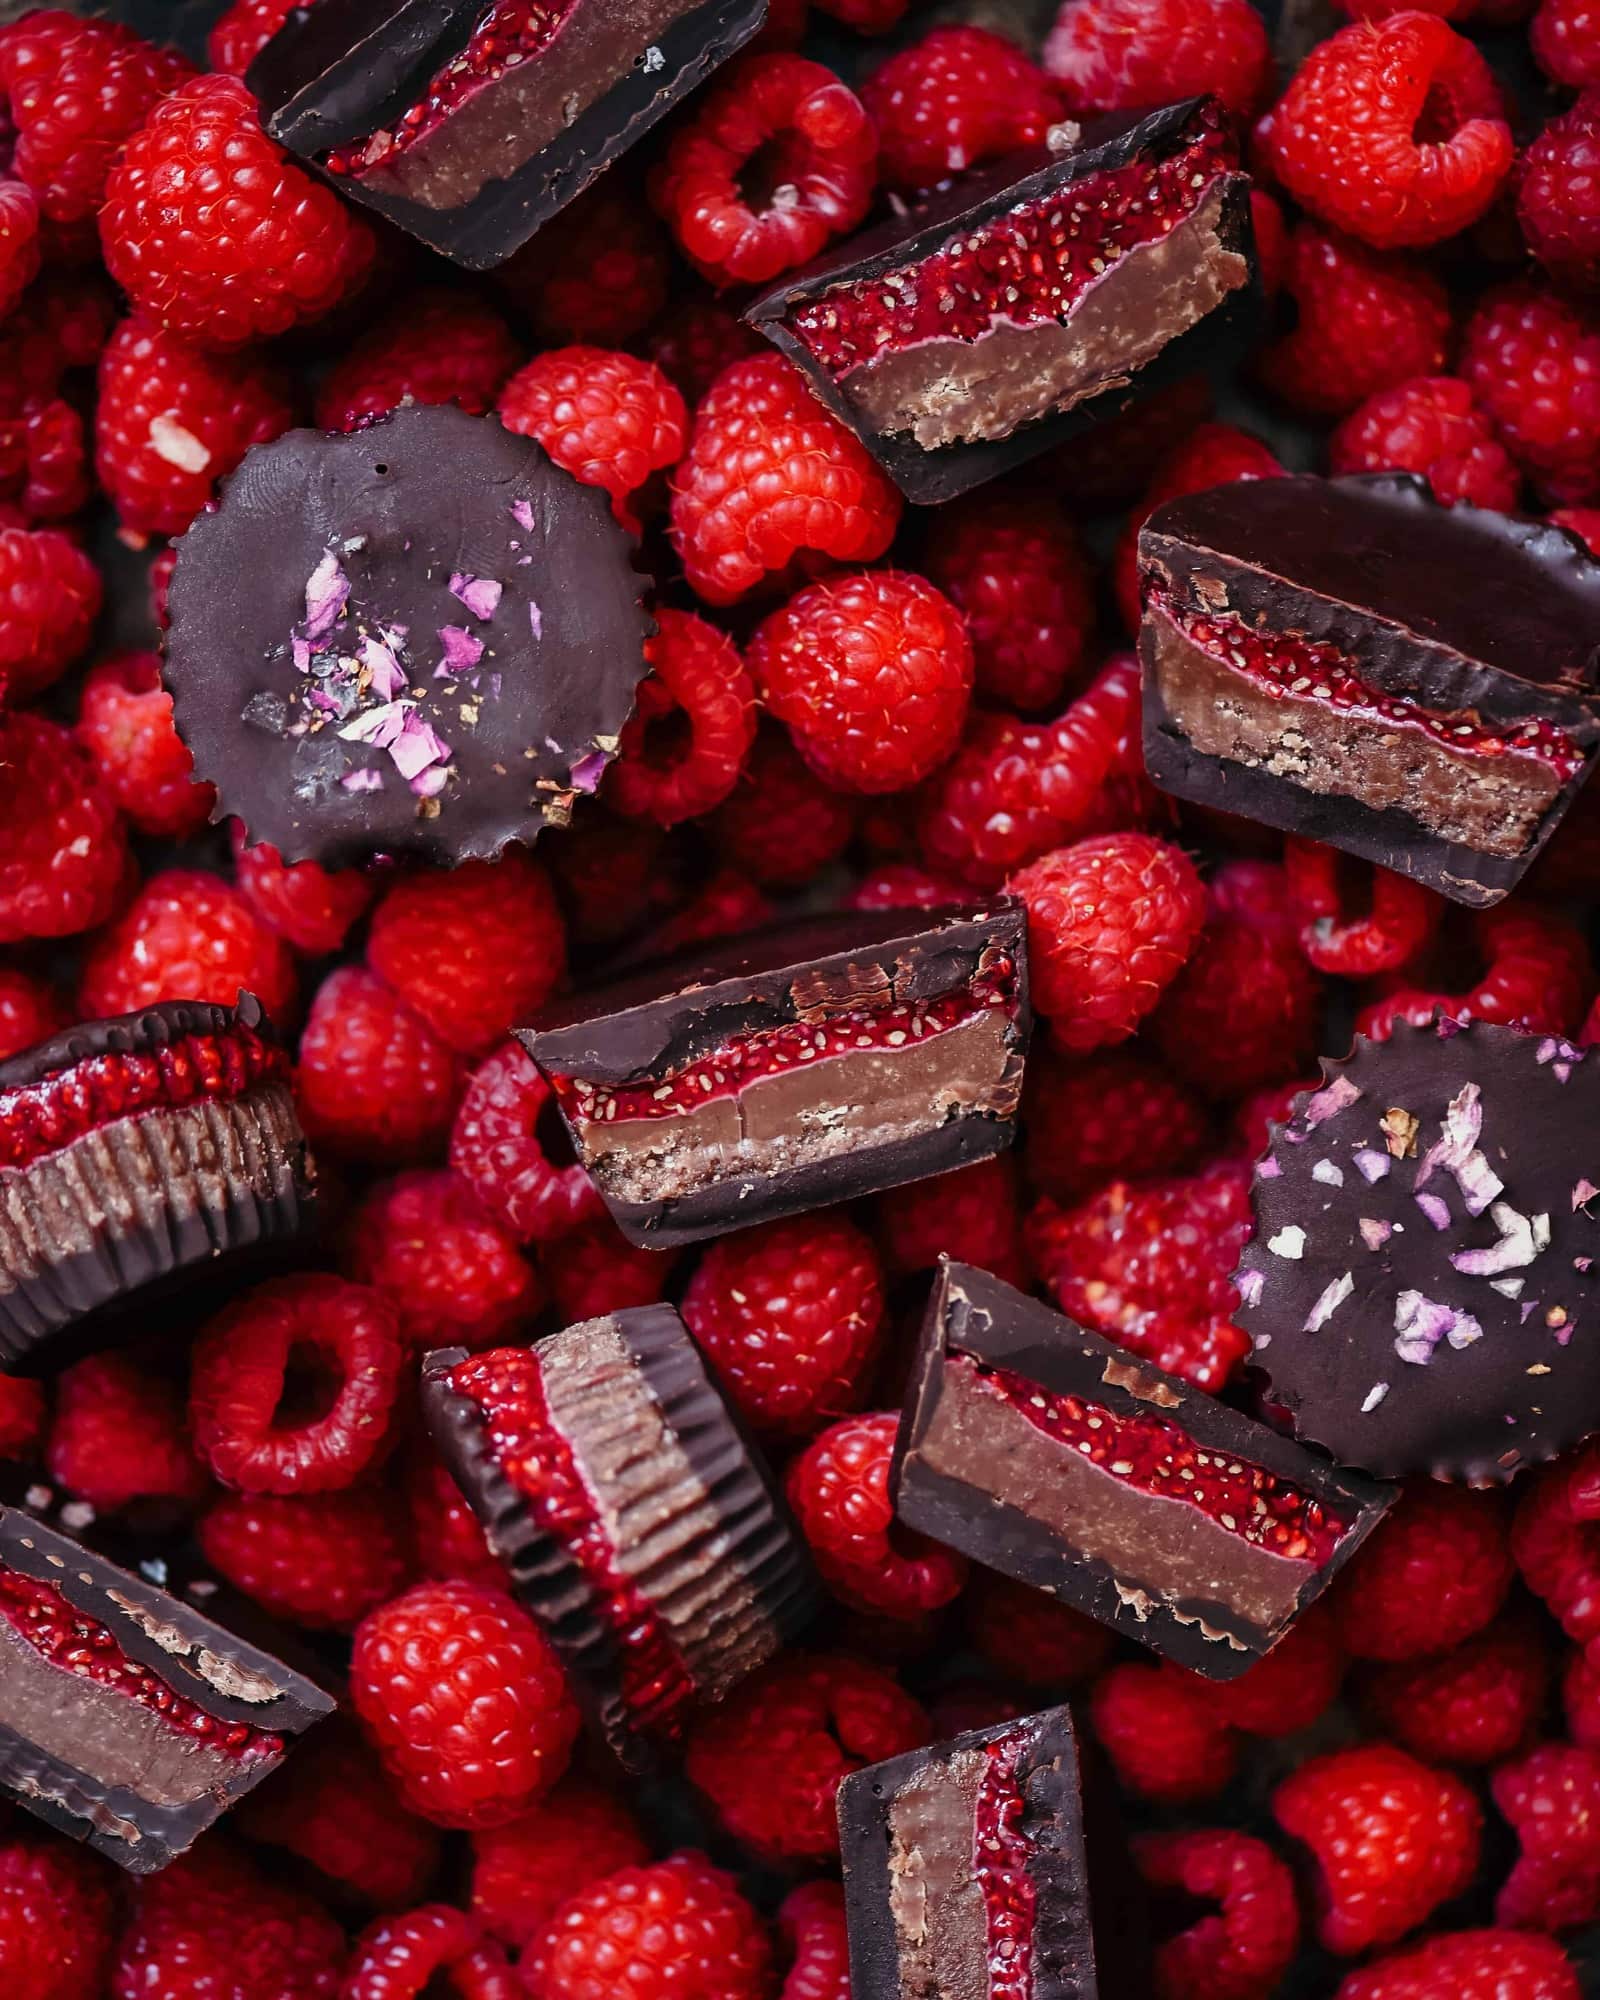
[519,901,1030,1248]
[838,1703,1098,2000]
[0,1481,335,1871]
[0,996,313,1374]
[1238,1017,1600,1482]
[422,1305,817,1769]
[894,1262,1394,1676]
[247,0,769,269]
[1138,472,1600,907]
[164,403,651,869]
[744,98,1256,504]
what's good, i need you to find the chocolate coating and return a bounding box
[164,404,651,868]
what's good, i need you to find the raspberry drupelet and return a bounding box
[1283,839,1443,978]
[861,26,1063,194]
[297,966,461,1164]
[875,1154,1026,1284]
[1533,0,1600,84]
[963,1566,1116,1687]
[1511,1440,1600,1651]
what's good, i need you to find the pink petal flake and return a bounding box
[1304,1272,1353,1332]
[1574,1179,1599,1214]
[1450,1203,1549,1277]
[1394,1289,1483,1366]
[303,550,349,641]
[568,749,608,793]
[1414,1082,1503,1217]
[449,573,502,621]
[1353,1148,1391,1185]
[1236,1269,1265,1308]
[529,600,543,640]
[1298,1073,1362,1132]
[340,768,383,792]
[437,626,485,677]
[1358,1217,1393,1250]
[388,711,451,782]
[511,499,535,532]
[359,634,406,699]
[338,699,412,749]
[410,765,450,799]
[1414,1192,1451,1231]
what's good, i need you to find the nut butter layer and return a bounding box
[893,1263,1393,1675]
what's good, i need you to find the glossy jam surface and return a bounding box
[788,115,1235,378]
[0,1023,287,1174]
[974,1735,1037,2000]
[0,1568,280,1760]
[552,955,1018,1128]
[1153,591,1585,781]
[954,1352,1350,1564]
[449,1349,698,1739]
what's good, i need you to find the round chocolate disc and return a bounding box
[164,404,651,867]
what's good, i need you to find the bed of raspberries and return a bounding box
[0,0,1599,1995]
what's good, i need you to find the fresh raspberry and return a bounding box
[786,1412,969,1617]
[1282,839,1442,977]
[861,27,1063,194]
[345,1169,541,1352]
[342,1906,516,2000]
[1533,0,1600,85]
[1134,1830,1300,2000]
[812,0,908,28]
[0,181,38,326]
[925,1680,1028,1738]
[547,807,679,948]
[231,829,374,957]
[47,1352,207,1516]
[652,53,876,287]
[1257,226,1454,418]
[1363,1611,1550,1765]
[352,1580,578,1830]
[1044,0,1271,117]
[0,967,66,1061]
[297,966,461,1163]
[670,353,901,604]
[525,1853,775,2000]
[0,1374,44,1462]
[1518,93,1600,288]
[1458,283,1600,504]
[1273,1743,1482,1954]
[1513,1442,1600,1651]
[1204,1603,1347,1737]
[76,651,216,840]
[1336,1929,1583,2000]
[95,316,295,541]
[1553,505,1600,554]
[451,1040,604,1246]
[408,1451,503,1593]
[0,1834,115,2000]
[314,288,521,433]
[494,180,672,347]
[1009,832,1205,1049]
[0,10,192,229]
[684,1652,929,1863]
[0,525,101,704]
[78,868,298,1023]
[498,348,687,534]
[1471,902,1593,1033]
[207,0,306,74]
[648,299,766,407]
[100,74,374,350]
[1336,1483,1513,1660]
[1330,374,1521,509]
[713,724,859,888]
[471,1779,650,1950]
[609,607,757,824]
[1494,1742,1600,1930]
[924,492,1095,712]
[639,870,774,958]
[778,1883,849,2000]
[1090,1661,1241,1803]
[845,863,974,911]
[0,271,117,396]
[1113,421,1284,634]
[1023,1049,1208,1202]
[547,1214,681,1325]
[0,714,128,947]
[110,1838,345,2000]
[1149,861,1323,1101]
[1026,1160,1253,1391]
[200,1485,412,1630]
[962,1565,1115,1686]
[0,385,92,528]
[682,1211,886,1435]
[875,1155,1025,1285]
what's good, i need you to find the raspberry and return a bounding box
[78,868,298,1024]
[1090,1660,1241,1803]
[0,1834,115,2000]
[641,870,774,957]
[0,385,92,529]
[0,10,192,229]
[451,1040,604,1246]
[1257,225,1454,418]
[861,26,1063,194]
[778,1883,849,2000]
[1519,93,1600,288]
[1273,1743,1481,1954]
[296,966,462,1163]
[648,299,766,406]
[200,1485,412,1629]
[845,863,974,911]
[1205,1603,1347,1737]
[0,182,38,327]
[1330,374,1521,509]
[1458,283,1600,504]
[343,1906,516,2000]
[208,0,305,74]
[786,1412,969,1617]
[497,347,687,534]
[1282,839,1442,977]
[608,607,757,825]
[1149,861,1323,1100]
[471,1779,650,1950]
[875,1155,1025,1285]
[812,0,908,28]
[1364,904,1592,1042]
[1044,0,1271,117]
[682,1211,886,1434]
[230,829,374,957]
[1552,505,1600,554]
[345,1169,540,1352]
[1008,832,1205,1048]
[100,74,374,350]
[652,53,876,286]
[1134,1830,1300,2000]
[1026,1160,1253,1391]
[1512,1441,1600,1650]
[548,808,678,948]
[749,569,972,794]
[0,1374,44,1462]
[962,1565,1115,1686]
[525,1853,775,2000]
[314,288,521,433]
[923,492,1095,713]
[1533,0,1600,85]
[495,180,672,347]
[110,1839,345,2000]
[684,1652,929,1863]
[47,1353,207,1516]
[352,1579,578,1829]
[1336,1482,1513,1660]
[409,1450,503,1592]
[1336,1929,1582,2000]
[1494,1742,1600,1930]
[76,651,216,840]
[0,526,101,704]
[670,353,901,604]
[94,316,295,541]
[0,714,127,947]
[1113,421,1284,634]
[547,1214,681,1325]
[0,967,66,1061]
[1023,1049,1208,1201]
[713,724,859,888]
[1363,1611,1550,1765]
